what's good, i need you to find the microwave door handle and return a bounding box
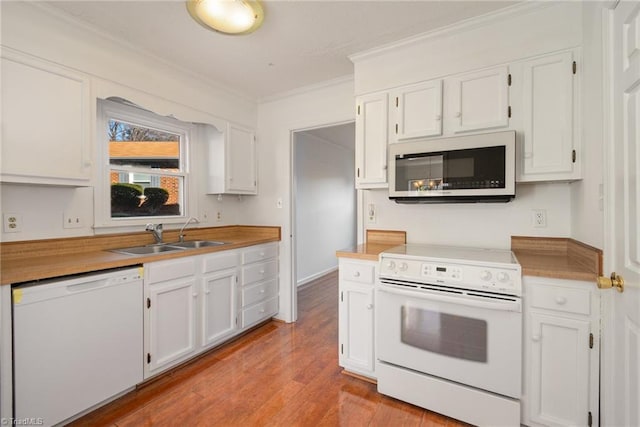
[377,286,521,313]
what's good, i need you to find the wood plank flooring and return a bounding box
[70,271,468,426]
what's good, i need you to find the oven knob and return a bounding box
[399,262,409,272]
[386,261,396,270]
[497,272,510,282]
[480,270,492,281]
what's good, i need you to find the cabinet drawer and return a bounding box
[146,258,196,284]
[242,296,278,328]
[242,279,278,308]
[529,285,591,315]
[202,250,238,274]
[242,243,278,264]
[339,262,375,284]
[243,260,278,285]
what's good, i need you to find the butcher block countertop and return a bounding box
[336,229,407,261]
[0,225,280,285]
[511,236,602,282]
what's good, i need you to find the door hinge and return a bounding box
[357,105,360,115]
[508,106,512,118]
[589,332,594,349]
[508,73,512,86]
[147,353,151,364]
[146,297,151,309]
[395,123,398,134]
[235,316,238,326]
[573,61,577,75]
[236,276,238,283]
[572,149,577,163]
[588,411,593,427]
[356,168,360,178]
[341,344,344,354]
[395,96,399,107]
[340,291,343,302]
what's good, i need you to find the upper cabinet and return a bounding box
[390,79,443,143]
[355,92,388,189]
[207,123,257,195]
[517,50,580,182]
[446,66,510,134]
[1,50,91,186]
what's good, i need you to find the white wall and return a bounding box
[294,130,356,286]
[249,78,356,322]
[0,2,256,241]
[351,1,604,250]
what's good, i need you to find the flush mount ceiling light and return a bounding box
[186,0,264,35]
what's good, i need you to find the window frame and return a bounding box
[95,99,196,230]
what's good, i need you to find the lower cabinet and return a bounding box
[338,258,376,379]
[522,276,600,427]
[144,243,278,379]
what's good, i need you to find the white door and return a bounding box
[602,3,640,426]
[355,92,388,188]
[391,80,443,141]
[201,270,237,348]
[227,124,257,194]
[339,282,374,375]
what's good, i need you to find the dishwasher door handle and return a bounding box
[66,279,108,293]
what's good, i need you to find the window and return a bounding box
[97,99,193,227]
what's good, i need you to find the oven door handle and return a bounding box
[377,286,521,312]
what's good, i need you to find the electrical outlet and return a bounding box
[532,209,547,228]
[216,211,222,222]
[201,211,209,222]
[368,204,376,223]
[63,212,83,229]
[3,213,22,233]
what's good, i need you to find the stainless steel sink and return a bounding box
[167,240,227,249]
[110,245,188,256]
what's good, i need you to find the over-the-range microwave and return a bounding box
[388,130,516,203]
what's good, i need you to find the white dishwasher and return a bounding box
[12,267,143,426]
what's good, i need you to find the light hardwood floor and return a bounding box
[71,271,468,426]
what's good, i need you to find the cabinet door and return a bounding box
[1,52,90,186]
[201,270,237,348]
[145,279,197,378]
[449,66,510,133]
[226,124,257,194]
[520,51,577,181]
[355,92,388,189]
[529,312,591,427]
[391,80,443,142]
[339,282,375,377]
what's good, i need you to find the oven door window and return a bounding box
[401,306,487,362]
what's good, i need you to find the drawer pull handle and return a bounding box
[353,271,361,277]
[260,252,265,257]
[532,334,541,342]
[555,296,567,305]
[260,309,265,313]
[259,270,265,274]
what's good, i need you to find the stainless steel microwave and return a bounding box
[388,130,516,203]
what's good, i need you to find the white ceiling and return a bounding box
[44,0,519,100]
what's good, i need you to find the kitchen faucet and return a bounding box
[179,217,200,242]
[145,223,163,244]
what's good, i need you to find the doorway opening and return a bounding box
[291,121,356,319]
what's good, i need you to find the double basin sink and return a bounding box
[111,240,227,256]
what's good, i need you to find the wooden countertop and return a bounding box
[0,225,281,285]
[336,229,406,261]
[511,236,602,282]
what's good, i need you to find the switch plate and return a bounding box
[63,212,83,229]
[3,213,22,233]
[276,198,283,209]
[532,209,547,228]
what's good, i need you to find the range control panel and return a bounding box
[379,256,522,296]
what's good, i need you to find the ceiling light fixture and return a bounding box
[186,0,264,35]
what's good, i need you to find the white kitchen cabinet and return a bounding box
[447,65,510,134]
[1,49,91,186]
[355,92,389,189]
[201,250,239,349]
[207,122,257,195]
[390,79,443,143]
[518,50,580,182]
[338,258,376,379]
[522,276,599,427]
[240,243,279,328]
[144,258,198,378]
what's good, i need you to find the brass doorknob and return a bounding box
[597,272,625,293]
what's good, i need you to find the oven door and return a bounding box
[376,282,521,398]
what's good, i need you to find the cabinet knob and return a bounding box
[353,271,361,277]
[205,290,211,295]
[555,296,567,305]
[435,115,441,121]
[259,270,265,275]
[260,289,265,294]
[524,152,533,159]
[532,334,541,342]
[193,293,198,298]
[455,112,462,118]
[260,252,265,257]
[366,303,373,310]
